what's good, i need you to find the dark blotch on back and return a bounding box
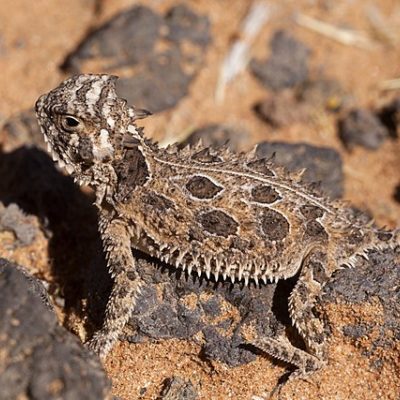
[348,228,365,245]
[246,158,275,176]
[143,192,173,210]
[251,185,281,204]
[186,176,223,199]
[377,231,393,242]
[188,226,206,242]
[114,147,149,202]
[305,220,328,240]
[229,237,253,251]
[261,210,289,241]
[300,205,324,219]
[198,210,238,237]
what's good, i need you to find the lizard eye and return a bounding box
[60,115,81,132]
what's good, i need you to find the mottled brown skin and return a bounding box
[35,74,399,377]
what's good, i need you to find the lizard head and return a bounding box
[35,74,144,188]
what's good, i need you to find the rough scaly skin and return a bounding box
[35,74,399,375]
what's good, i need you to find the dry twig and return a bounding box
[215,1,272,102]
[295,13,376,50]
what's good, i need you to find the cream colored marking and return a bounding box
[69,134,80,147]
[92,129,114,160]
[102,102,111,114]
[100,128,110,143]
[128,124,137,134]
[106,117,115,129]
[86,80,103,105]
[99,129,112,148]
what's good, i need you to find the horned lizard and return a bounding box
[35,74,399,377]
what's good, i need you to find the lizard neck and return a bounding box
[108,127,154,205]
[90,119,156,208]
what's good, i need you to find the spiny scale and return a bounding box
[35,74,399,374]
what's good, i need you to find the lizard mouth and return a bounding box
[43,134,91,187]
[42,133,75,175]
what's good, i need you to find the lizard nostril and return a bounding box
[35,95,46,114]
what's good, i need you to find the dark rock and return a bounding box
[122,250,279,367]
[0,259,110,400]
[133,284,203,340]
[338,108,389,150]
[250,30,310,91]
[160,377,198,400]
[64,6,163,69]
[115,48,192,113]
[62,5,211,113]
[120,249,305,369]
[200,295,221,318]
[342,323,372,339]
[256,142,344,199]
[180,124,251,152]
[254,91,307,128]
[202,327,256,367]
[323,247,400,359]
[324,248,399,310]
[377,96,400,138]
[165,5,211,47]
[1,259,53,311]
[0,202,38,245]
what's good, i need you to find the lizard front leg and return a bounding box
[87,214,144,358]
